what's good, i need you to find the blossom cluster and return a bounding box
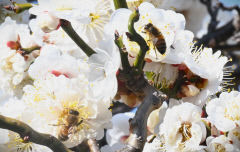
[0,0,239,152]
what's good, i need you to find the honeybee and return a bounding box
[143,23,167,55]
[56,109,83,141]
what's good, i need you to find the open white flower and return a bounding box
[160,102,206,151]
[29,20,88,58]
[103,112,134,152]
[228,127,240,149]
[145,47,228,107]
[29,0,89,23]
[0,97,27,145]
[30,0,112,47]
[206,135,236,152]
[143,135,166,152]
[0,131,52,152]
[147,102,168,134]
[0,17,38,97]
[206,91,240,132]
[106,2,188,63]
[182,47,228,106]
[28,45,89,80]
[73,0,112,47]
[22,74,112,147]
[88,39,121,100]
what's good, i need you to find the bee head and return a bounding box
[144,23,154,31]
[69,109,79,116]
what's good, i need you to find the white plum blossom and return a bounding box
[160,102,206,151]
[206,91,240,132]
[22,74,112,147]
[106,2,190,63]
[147,102,168,134]
[102,112,134,152]
[28,45,89,80]
[30,0,112,47]
[145,47,228,107]
[0,131,52,152]
[182,47,228,106]
[88,39,121,100]
[228,127,240,149]
[0,17,38,97]
[143,135,166,152]
[29,21,88,58]
[34,12,60,33]
[29,0,89,23]
[205,135,237,152]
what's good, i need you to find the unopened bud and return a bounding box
[147,108,160,134]
[38,12,60,33]
[6,41,20,50]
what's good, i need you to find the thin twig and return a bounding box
[60,19,96,57]
[218,1,240,15]
[126,10,149,73]
[115,31,131,72]
[196,19,236,47]
[113,0,128,9]
[200,0,219,32]
[0,115,72,152]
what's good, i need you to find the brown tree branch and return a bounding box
[197,0,240,48]
[0,115,72,152]
[118,83,168,152]
[215,44,240,51]
[218,2,240,15]
[200,0,219,32]
[196,19,236,47]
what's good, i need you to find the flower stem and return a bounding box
[113,0,128,9]
[115,31,131,71]
[60,19,96,57]
[127,10,149,73]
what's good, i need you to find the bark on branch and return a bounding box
[197,0,240,48]
[0,115,72,152]
[119,83,168,152]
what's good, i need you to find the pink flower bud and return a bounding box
[6,41,20,50]
[38,12,60,33]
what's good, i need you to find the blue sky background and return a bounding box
[219,0,240,7]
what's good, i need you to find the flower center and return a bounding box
[233,131,240,141]
[224,100,240,121]
[7,135,33,152]
[89,13,100,22]
[214,143,226,152]
[178,122,192,143]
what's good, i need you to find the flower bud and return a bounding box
[6,41,20,50]
[37,12,60,33]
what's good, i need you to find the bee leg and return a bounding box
[147,135,156,143]
[49,123,65,126]
[153,45,158,59]
[77,119,83,126]
[170,45,175,49]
